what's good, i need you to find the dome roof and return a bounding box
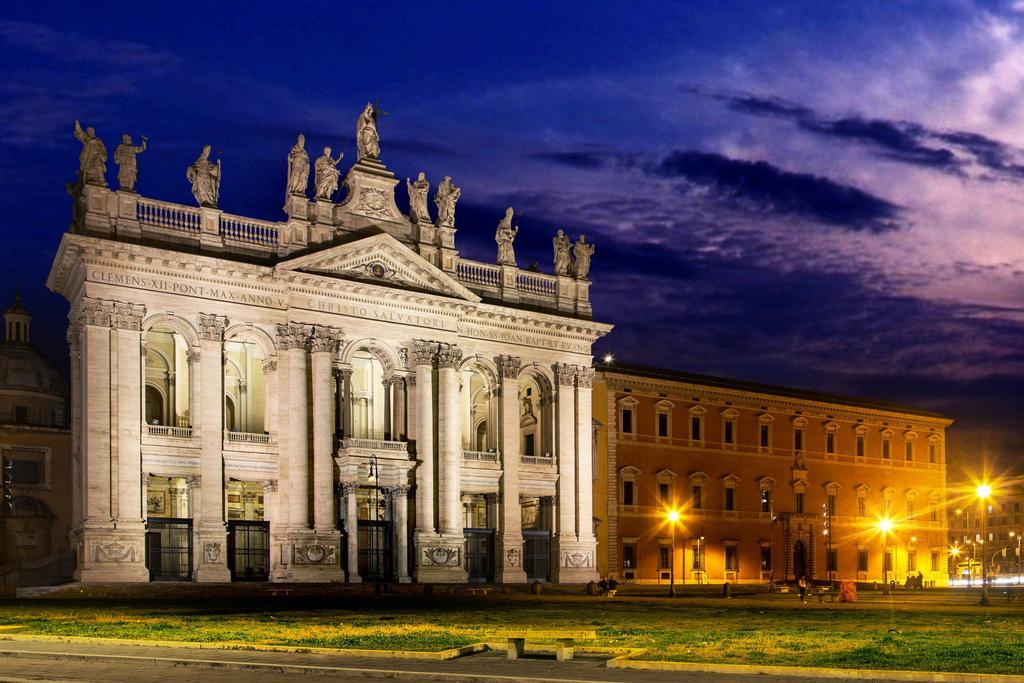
[0,343,68,397]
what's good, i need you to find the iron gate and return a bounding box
[145,518,193,581]
[227,521,269,581]
[464,528,494,583]
[523,530,550,582]
[358,520,392,581]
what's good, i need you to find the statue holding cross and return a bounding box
[356,102,387,161]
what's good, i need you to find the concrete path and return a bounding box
[0,639,901,682]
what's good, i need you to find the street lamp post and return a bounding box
[667,510,680,598]
[878,518,893,594]
[1011,531,1022,585]
[368,453,381,595]
[977,484,992,606]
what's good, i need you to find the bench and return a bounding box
[501,630,597,662]
[813,587,834,603]
[468,587,491,596]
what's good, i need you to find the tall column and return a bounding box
[340,368,353,439]
[393,378,407,441]
[309,326,344,582]
[195,313,230,582]
[279,323,311,529]
[406,374,417,442]
[552,362,584,582]
[573,366,598,582]
[391,485,412,582]
[495,355,527,583]
[333,368,343,441]
[436,343,463,537]
[382,376,393,440]
[112,303,146,535]
[413,342,435,536]
[343,482,361,583]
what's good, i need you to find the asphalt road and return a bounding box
[0,639,907,682]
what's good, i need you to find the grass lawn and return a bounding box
[0,590,1022,674]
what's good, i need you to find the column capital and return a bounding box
[276,322,312,350]
[78,297,114,327]
[197,313,228,342]
[435,342,463,369]
[334,366,353,380]
[341,481,361,495]
[575,365,595,388]
[261,358,277,373]
[407,373,417,387]
[554,362,576,386]
[262,480,278,494]
[308,324,342,353]
[185,475,201,490]
[495,355,522,379]
[413,340,437,366]
[112,301,146,330]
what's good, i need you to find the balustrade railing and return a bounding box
[463,450,499,462]
[521,454,555,465]
[146,424,193,438]
[225,431,270,444]
[340,437,409,451]
[220,214,279,246]
[516,270,557,297]
[136,198,202,233]
[456,259,502,288]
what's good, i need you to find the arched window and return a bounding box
[144,326,191,428]
[223,338,267,434]
[520,372,553,458]
[462,364,497,453]
[351,349,386,439]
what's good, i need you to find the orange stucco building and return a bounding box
[593,364,952,586]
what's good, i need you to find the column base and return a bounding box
[284,529,345,583]
[194,525,231,583]
[75,524,149,583]
[414,533,468,583]
[551,537,599,584]
[495,534,528,584]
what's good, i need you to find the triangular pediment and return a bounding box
[275,233,480,302]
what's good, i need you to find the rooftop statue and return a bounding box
[407,172,430,223]
[113,134,147,193]
[314,146,344,201]
[356,102,384,161]
[434,175,461,228]
[285,133,310,198]
[553,228,572,276]
[573,235,595,279]
[187,144,221,208]
[495,207,518,267]
[73,120,108,186]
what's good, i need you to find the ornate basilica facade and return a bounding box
[49,107,610,583]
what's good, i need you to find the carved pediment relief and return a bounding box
[275,233,480,302]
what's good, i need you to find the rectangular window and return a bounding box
[857,549,869,572]
[621,409,633,434]
[524,433,535,456]
[931,550,940,571]
[794,429,804,452]
[857,497,866,517]
[826,431,836,454]
[691,485,703,509]
[692,541,705,570]
[7,458,41,486]
[760,546,772,571]
[907,550,917,572]
[929,443,938,463]
[724,488,735,511]
[930,507,938,523]
[724,420,735,444]
[795,492,805,514]
[884,550,893,572]
[690,416,702,441]
[827,549,838,573]
[827,493,837,516]
[622,481,635,506]
[882,439,891,459]
[622,544,636,569]
[760,489,772,513]
[659,546,670,570]
[658,482,670,503]
[13,406,28,424]
[905,441,914,461]
[657,412,669,437]
[856,434,865,457]
[759,424,770,448]
[725,546,738,571]
[907,501,914,518]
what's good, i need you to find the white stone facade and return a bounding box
[49,124,610,583]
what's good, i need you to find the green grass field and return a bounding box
[1,589,1022,674]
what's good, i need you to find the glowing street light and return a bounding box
[667,509,680,598]
[977,483,992,606]
[878,518,894,593]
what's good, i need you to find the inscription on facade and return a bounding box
[300,297,451,330]
[459,324,589,354]
[90,270,287,309]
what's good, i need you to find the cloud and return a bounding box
[0,21,178,72]
[648,150,902,233]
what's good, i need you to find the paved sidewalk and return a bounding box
[0,639,897,682]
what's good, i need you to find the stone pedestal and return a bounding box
[76,525,150,582]
[335,158,411,241]
[195,524,231,582]
[552,539,599,584]
[414,533,468,583]
[284,531,344,582]
[115,191,141,239]
[495,533,527,584]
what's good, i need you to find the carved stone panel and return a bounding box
[294,543,338,565]
[203,541,222,564]
[422,546,460,566]
[91,541,140,563]
[505,547,522,568]
[562,550,593,569]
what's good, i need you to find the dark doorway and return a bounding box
[523,530,551,582]
[227,521,269,581]
[358,519,393,581]
[464,528,494,583]
[145,518,192,581]
[793,539,807,580]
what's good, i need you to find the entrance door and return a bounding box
[358,520,393,581]
[145,518,193,581]
[523,530,550,582]
[464,529,494,583]
[793,540,807,580]
[227,521,269,581]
